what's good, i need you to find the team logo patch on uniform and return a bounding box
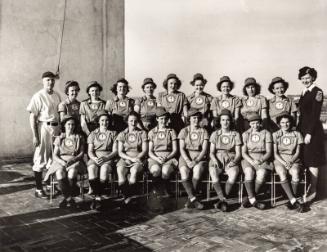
[275,102,284,110]
[282,137,291,146]
[251,134,260,143]
[128,133,136,143]
[72,104,79,110]
[222,136,230,144]
[65,139,73,147]
[119,101,127,107]
[99,133,107,141]
[246,99,254,107]
[91,104,98,110]
[158,132,166,140]
[190,132,199,140]
[147,100,154,106]
[222,100,230,108]
[195,97,204,105]
[316,91,323,102]
[167,95,175,103]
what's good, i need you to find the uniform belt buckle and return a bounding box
[46,122,58,126]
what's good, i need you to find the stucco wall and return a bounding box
[0,0,124,158]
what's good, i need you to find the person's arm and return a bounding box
[182,104,188,122]
[290,144,301,164]
[148,141,162,163]
[165,140,178,160]
[233,145,242,164]
[81,115,90,136]
[209,142,219,167]
[59,112,65,122]
[234,107,240,121]
[194,140,208,163]
[273,143,287,167]
[88,143,99,162]
[53,145,67,167]
[241,144,254,165]
[136,141,148,160]
[260,141,272,163]
[118,141,134,162]
[29,113,39,147]
[180,139,191,164]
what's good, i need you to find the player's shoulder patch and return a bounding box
[316,90,323,102]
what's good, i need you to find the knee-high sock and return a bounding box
[89,178,100,196]
[280,180,295,201]
[68,178,77,188]
[212,182,225,200]
[99,180,107,196]
[291,181,299,197]
[118,182,129,198]
[58,178,70,198]
[34,171,43,190]
[182,180,194,199]
[225,182,234,197]
[244,180,255,199]
[255,180,264,194]
[192,178,199,193]
[152,176,162,192]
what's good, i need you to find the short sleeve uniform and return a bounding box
[116,128,148,168]
[241,128,272,170]
[27,89,61,171]
[44,133,86,181]
[105,96,134,132]
[158,91,188,133]
[148,127,178,168]
[87,128,118,166]
[135,96,157,131]
[273,130,303,170]
[211,95,241,117]
[240,95,267,131]
[188,92,213,128]
[268,96,297,132]
[79,98,106,132]
[298,86,326,167]
[209,130,242,170]
[178,126,209,168]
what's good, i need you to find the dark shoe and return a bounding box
[242,197,252,208]
[287,200,304,213]
[253,201,266,210]
[67,198,77,208]
[192,199,204,210]
[71,185,80,197]
[219,200,228,212]
[90,199,102,210]
[59,199,68,208]
[35,190,48,199]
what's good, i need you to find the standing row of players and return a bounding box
[27,66,325,211]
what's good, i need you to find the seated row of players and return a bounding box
[48,104,305,213]
[60,72,298,137]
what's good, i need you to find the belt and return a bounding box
[44,122,59,126]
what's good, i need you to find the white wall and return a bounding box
[125,0,327,97]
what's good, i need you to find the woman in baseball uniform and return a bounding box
[209,109,242,212]
[157,73,188,133]
[241,112,272,209]
[268,77,297,132]
[240,78,269,132]
[58,81,81,122]
[134,78,158,131]
[106,78,134,132]
[187,73,213,131]
[297,66,326,203]
[116,111,148,205]
[211,76,241,131]
[273,112,304,212]
[44,115,86,208]
[148,107,178,196]
[87,111,118,210]
[178,108,209,210]
[80,81,106,136]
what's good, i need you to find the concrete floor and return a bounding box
[1,162,327,251]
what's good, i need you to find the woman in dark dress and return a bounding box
[297,66,326,203]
